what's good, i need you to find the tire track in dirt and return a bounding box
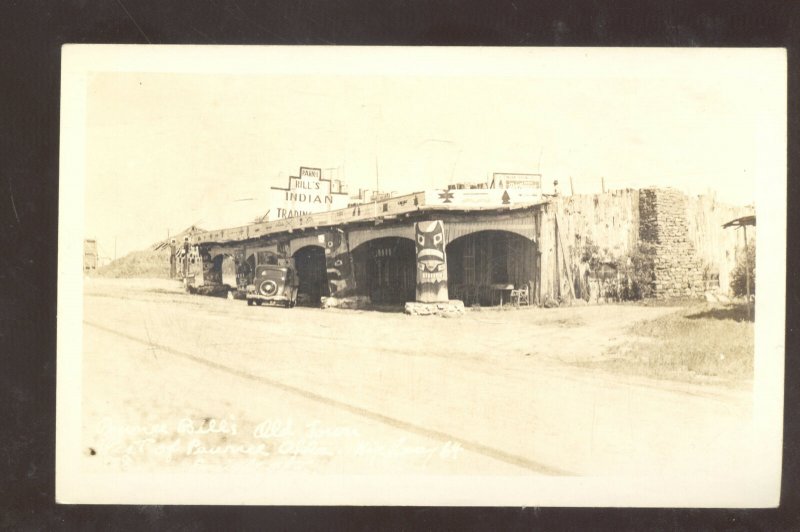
[84,319,574,476]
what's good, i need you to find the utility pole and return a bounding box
[169,239,176,279]
[569,176,575,196]
[601,176,606,194]
[374,156,380,216]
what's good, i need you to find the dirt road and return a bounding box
[80,278,753,478]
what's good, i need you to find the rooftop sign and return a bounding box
[268,166,349,221]
[491,173,542,189]
[425,186,542,206]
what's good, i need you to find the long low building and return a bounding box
[172,168,753,309]
[179,186,548,308]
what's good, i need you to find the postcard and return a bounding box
[57,45,785,506]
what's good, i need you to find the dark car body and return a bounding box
[246,265,299,307]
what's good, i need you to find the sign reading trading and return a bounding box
[269,167,349,221]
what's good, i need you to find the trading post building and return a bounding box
[173,167,752,312]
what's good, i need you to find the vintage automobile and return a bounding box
[246,264,299,308]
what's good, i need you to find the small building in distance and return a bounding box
[84,239,98,271]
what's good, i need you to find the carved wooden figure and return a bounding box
[414,220,449,303]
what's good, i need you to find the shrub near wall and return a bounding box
[617,242,656,300]
[686,193,753,295]
[579,238,655,302]
[730,242,755,297]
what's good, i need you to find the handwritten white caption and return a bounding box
[89,416,463,470]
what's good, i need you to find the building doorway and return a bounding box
[292,245,329,306]
[447,230,536,306]
[208,254,238,287]
[352,237,416,304]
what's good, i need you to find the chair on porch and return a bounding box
[510,282,530,307]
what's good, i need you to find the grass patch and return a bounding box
[589,303,754,385]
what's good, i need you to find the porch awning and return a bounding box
[345,214,539,251]
[722,215,756,229]
[444,214,538,244]
[347,224,416,250]
[288,233,325,254]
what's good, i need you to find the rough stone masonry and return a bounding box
[639,188,706,298]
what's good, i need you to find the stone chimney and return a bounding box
[639,188,705,298]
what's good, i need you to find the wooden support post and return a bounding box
[169,242,176,279]
[601,176,606,194]
[569,176,575,196]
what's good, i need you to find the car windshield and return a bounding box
[257,267,286,281]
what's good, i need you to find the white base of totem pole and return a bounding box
[404,300,465,317]
[321,295,371,310]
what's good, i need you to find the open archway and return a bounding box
[292,245,329,306]
[351,236,416,304]
[207,253,238,288]
[446,230,537,306]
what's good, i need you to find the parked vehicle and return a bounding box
[246,264,299,308]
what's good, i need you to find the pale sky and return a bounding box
[82,47,783,259]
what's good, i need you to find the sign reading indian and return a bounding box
[268,167,349,221]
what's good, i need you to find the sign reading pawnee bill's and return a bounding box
[268,166,350,221]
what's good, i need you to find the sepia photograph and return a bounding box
[56,45,785,506]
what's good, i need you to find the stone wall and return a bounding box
[639,188,705,298]
[538,187,752,301]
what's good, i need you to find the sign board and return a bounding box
[491,173,542,189]
[268,166,350,221]
[424,187,542,206]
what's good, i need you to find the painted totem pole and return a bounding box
[414,220,449,303]
[324,229,356,297]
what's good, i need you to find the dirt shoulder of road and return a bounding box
[76,277,755,480]
[84,277,754,390]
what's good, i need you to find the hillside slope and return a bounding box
[93,247,173,279]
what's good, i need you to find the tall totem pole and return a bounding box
[414,220,449,303]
